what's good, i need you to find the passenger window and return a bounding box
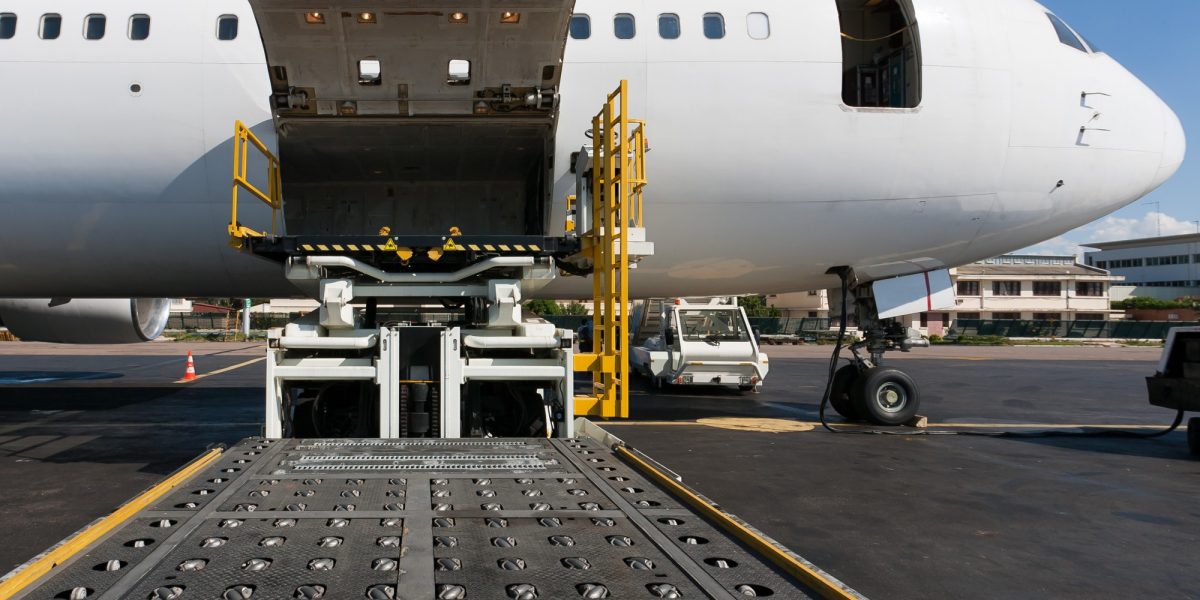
[216,15,238,40]
[614,13,635,40]
[40,14,62,39]
[0,13,16,39]
[84,14,106,40]
[569,14,590,40]
[658,14,679,40]
[128,14,150,40]
[746,12,769,40]
[1046,13,1087,53]
[836,0,922,108]
[703,13,724,39]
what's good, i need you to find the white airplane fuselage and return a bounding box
[0,0,1185,300]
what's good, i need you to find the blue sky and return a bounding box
[1024,0,1198,255]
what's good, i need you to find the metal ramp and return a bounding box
[2,432,861,600]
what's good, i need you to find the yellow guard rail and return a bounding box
[574,80,647,419]
[229,120,282,243]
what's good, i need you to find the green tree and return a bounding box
[525,299,562,316]
[1112,296,1198,310]
[739,294,781,317]
[562,301,589,316]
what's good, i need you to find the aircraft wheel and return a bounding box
[1188,417,1200,457]
[829,364,861,421]
[853,367,920,426]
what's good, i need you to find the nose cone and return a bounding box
[1151,102,1186,191]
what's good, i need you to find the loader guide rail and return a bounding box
[242,234,577,267]
[4,434,840,600]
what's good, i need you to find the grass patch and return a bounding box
[933,335,1011,346]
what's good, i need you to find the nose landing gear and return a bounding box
[827,283,928,426]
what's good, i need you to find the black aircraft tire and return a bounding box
[829,364,861,421]
[853,367,920,426]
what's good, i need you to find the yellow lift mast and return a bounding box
[574,80,648,419]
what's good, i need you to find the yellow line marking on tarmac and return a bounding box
[0,448,223,599]
[601,419,1186,431]
[176,356,266,384]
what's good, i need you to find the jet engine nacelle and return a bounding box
[0,298,171,343]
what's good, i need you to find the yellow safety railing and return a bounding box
[229,120,282,243]
[574,80,647,419]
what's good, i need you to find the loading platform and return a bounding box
[0,426,860,600]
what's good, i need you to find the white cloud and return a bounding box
[1021,212,1198,257]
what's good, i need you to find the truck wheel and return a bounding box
[829,365,861,421]
[1189,417,1200,457]
[852,367,920,426]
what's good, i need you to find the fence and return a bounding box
[948,319,1200,340]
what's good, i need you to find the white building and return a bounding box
[1083,233,1200,301]
[769,255,1122,335]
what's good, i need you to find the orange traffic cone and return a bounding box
[182,351,197,381]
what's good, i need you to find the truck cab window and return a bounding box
[836,0,922,108]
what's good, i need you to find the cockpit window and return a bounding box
[1046,13,1087,53]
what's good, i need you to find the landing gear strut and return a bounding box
[829,285,928,425]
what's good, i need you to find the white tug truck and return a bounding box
[631,299,769,392]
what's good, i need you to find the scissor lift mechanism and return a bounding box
[224,1,651,440]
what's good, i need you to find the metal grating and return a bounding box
[17,437,817,600]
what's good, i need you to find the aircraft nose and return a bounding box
[1152,102,1186,191]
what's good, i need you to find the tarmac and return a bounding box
[0,341,1196,599]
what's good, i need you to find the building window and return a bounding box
[992,312,1021,321]
[746,12,769,40]
[40,13,61,39]
[0,13,16,39]
[1032,282,1062,296]
[957,313,981,321]
[808,311,818,318]
[1075,313,1105,321]
[128,14,150,40]
[84,14,106,40]
[216,15,238,40]
[1096,260,1107,269]
[658,13,679,39]
[1033,313,1061,321]
[836,0,921,108]
[993,281,1021,296]
[614,13,635,39]
[569,14,590,39]
[919,313,928,327]
[703,13,724,39]
[1076,282,1105,297]
[956,281,980,296]
[1046,13,1087,53]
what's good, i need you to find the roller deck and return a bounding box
[5,427,858,599]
